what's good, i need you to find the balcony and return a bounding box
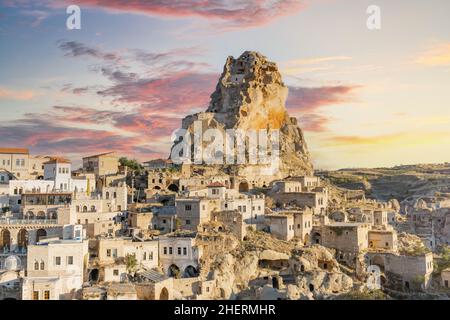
[0,218,58,225]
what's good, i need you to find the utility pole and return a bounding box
[131,171,135,204]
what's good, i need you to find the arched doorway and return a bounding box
[184,265,199,278]
[312,232,321,244]
[159,287,169,300]
[18,229,29,251]
[371,255,385,272]
[35,229,47,243]
[272,277,279,289]
[37,211,46,219]
[89,268,99,282]
[168,264,181,278]
[0,229,11,252]
[167,184,179,192]
[238,181,249,192]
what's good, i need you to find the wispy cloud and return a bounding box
[54,0,305,29]
[414,42,450,67]
[322,131,450,147]
[281,56,352,75]
[286,85,361,132]
[0,87,37,100]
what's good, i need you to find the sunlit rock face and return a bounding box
[171,51,313,183]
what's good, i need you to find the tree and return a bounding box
[119,157,143,171]
[125,254,138,273]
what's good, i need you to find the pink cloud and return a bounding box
[286,85,360,132]
[60,0,305,28]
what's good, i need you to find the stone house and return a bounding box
[159,232,201,278]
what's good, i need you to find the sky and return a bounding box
[0,0,449,170]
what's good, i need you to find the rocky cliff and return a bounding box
[171,51,313,182]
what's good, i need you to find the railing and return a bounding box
[0,219,58,225]
[0,250,27,256]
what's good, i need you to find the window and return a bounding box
[149,252,153,260]
[163,219,166,224]
[40,262,45,270]
[107,249,111,257]
[113,269,119,276]
[34,261,39,270]
[67,256,74,265]
[112,249,117,257]
[143,252,147,260]
[183,247,187,255]
[44,290,50,300]
[185,204,192,211]
[55,257,61,266]
[163,247,167,255]
[33,291,39,300]
[169,247,173,255]
[186,219,191,225]
[113,192,117,199]
[177,247,181,255]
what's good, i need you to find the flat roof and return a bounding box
[0,148,29,154]
[327,222,367,227]
[83,151,116,159]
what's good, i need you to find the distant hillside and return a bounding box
[317,163,450,201]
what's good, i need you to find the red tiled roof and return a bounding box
[43,157,71,164]
[207,182,226,188]
[0,148,29,154]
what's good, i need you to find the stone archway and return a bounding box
[312,232,321,244]
[37,211,46,219]
[18,229,29,251]
[0,229,11,252]
[184,265,199,278]
[167,184,179,192]
[159,287,169,300]
[35,229,47,243]
[371,255,385,272]
[238,181,249,192]
[168,264,181,278]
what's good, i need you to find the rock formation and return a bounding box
[171,51,313,184]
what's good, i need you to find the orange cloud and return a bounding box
[0,87,37,101]
[414,43,450,66]
[323,131,450,147]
